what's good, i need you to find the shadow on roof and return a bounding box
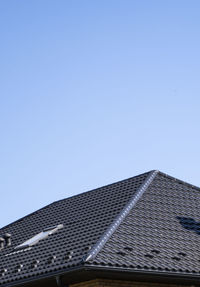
[177,216,200,235]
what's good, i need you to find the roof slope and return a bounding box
[0,171,150,286]
[87,172,200,274]
[1,170,200,286]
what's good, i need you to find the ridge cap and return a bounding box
[83,170,159,263]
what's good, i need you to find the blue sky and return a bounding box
[0,0,200,228]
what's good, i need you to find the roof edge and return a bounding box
[84,265,200,285]
[0,171,152,231]
[84,170,159,262]
[158,171,200,192]
[54,170,154,204]
[0,201,57,231]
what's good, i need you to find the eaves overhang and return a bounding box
[2,265,200,287]
[83,265,200,286]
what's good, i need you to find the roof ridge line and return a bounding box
[158,171,200,192]
[54,170,153,204]
[0,201,57,231]
[83,170,159,262]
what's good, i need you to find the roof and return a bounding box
[1,170,200,286]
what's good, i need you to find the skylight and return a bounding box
[15,224,63,250]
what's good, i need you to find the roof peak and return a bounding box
[1,169,200,286]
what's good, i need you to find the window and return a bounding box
[15,224,63,250]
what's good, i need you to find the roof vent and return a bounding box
[177,252,186,257]
[83,246,91,251]
[124,247,133,252]
[3,233,11,247]
[151,249,160,254]
[0,238,5,250]
[144,254,154,259]
[116,251,126,256]
[171,256,181,261]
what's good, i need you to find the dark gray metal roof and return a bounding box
[87,172,200,274]
[1,170,200,286]
[0,171,149,286]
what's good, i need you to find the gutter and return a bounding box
[2,264,200,287]
[83,265,200,285]
[1,265,83,287]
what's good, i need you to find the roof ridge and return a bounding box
[83,170,159,262]
[0,171,153,231]
[0,201,57,231]
[158,171,200,192]
[54,171,154,204]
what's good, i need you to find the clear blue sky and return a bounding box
[0,0,200,228]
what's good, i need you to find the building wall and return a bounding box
[71,279,191,287]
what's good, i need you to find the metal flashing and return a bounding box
[84,170,159,262]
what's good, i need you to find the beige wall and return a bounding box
[71,279,191,287]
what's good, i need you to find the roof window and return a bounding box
[15,224,63,250]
